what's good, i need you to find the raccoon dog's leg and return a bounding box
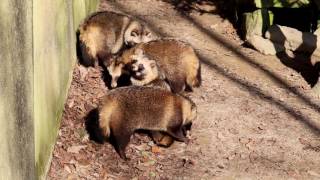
[159,134,174,147]
[111,129,132,160]
[167,78,186,94]
[167,125,188,143]
[151,131,174,147]
[97,51,113,67]
[186,65,202,89]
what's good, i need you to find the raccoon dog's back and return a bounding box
[98,86,196,159]
[78,11,129,66]
[99,86,181,136]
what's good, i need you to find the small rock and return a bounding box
[239,137,251,144]
[68,99,75,108]
[217,164,225,169]
[217,132,225,140]
[156,165,164,173]
[308,170,320,177]
[182,158,195,167]
[287,169,299,177]
[246,35,285,55]
[93,173,99,177]
[227,153,236,160]
[240,153,247,159]
[266,25,320,56]
[228,128,239,135]
[249,151,259,162]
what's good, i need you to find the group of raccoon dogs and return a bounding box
[78,11,201,160]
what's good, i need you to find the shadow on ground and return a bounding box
[110,1,320,133]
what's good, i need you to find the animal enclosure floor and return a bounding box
[48,0,320,179]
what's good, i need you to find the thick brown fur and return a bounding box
[98,86,197,159]
[145,79,171,90]
[78,11,157,67]
[118,39,201,93]
[125,51,171,90]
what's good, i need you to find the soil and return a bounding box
[48,0,320,179]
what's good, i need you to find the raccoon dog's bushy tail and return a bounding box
[77,31,95,67]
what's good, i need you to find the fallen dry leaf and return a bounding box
[64,165,72,173]
[66,174,78,180]
[77,158,91,166]
[134,144,150,151]
[67,145,87,154]
[151,146,161,154]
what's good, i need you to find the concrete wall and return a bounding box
[0,0,98,179]
[34,0,98,178]
[0,0,35,179]
[33,0,74,178]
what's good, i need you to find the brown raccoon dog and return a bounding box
[107,48,171,89]
[127,49,171,90]
[126,53,173,146]
[112,39,201,93]
[98,86,197,159]
[78,11,157,67]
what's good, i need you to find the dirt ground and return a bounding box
[48,0,320,179]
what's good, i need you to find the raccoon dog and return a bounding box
[98,86,197,159]
[112,39,201,93]
[78,11,157,67]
